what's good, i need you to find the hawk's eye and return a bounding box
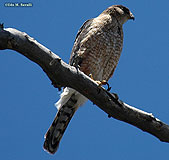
[122,7,130,15]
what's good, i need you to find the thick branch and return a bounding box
[0,27,169,143]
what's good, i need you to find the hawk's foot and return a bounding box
[89,74,111,92]
[73,62,80,72]
[96,80,111,91]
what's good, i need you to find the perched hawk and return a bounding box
[44,5,134,154]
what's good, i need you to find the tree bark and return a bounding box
[0,25,169,143]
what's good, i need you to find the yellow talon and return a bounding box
[89,73,94,80]
[89,74,111,91]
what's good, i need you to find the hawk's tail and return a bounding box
[43,87,87,154]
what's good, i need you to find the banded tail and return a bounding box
[43,87,87,154]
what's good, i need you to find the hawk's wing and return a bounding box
[69,18,94,67]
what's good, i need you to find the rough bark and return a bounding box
[0,25,169,143]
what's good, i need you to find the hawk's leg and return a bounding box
[89,74,111,91]
[71,57,83,73]
[72,63,80,73]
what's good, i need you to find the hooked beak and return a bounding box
[129,13,135,20]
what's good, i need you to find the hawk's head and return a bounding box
[103,5,135,24]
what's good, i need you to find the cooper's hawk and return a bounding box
[44,5,134,154]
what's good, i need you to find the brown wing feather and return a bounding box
[69,19,94,67]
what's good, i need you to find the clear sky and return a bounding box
[0,0,169,160]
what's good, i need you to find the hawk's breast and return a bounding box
[70,15,123,81]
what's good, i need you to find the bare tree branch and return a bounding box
[0,26,169,143]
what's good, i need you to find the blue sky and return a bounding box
[0,0,169,159]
